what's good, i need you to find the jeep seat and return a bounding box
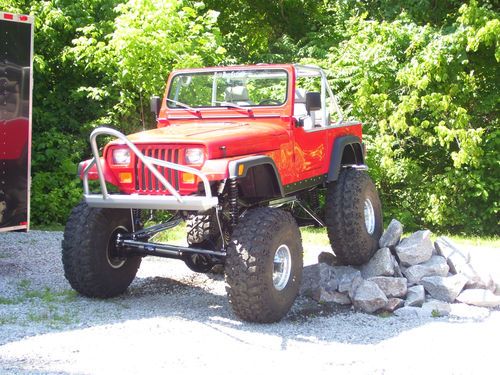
[224,86,252,106]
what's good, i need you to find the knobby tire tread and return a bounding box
[325,169,382,265]
[225,207,303,323]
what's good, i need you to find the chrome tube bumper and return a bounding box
[82,127,218,211]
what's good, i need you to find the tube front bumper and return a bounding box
[82,127,219,212]
[84,194,218,211]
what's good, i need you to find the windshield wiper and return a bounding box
[214,101,254,117]
[166,98,202,117]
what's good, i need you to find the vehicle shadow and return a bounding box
[0,269,458,347]
[1,265,495,375]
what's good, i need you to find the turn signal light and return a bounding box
[238,164,245,176]
[182,173,196,184]
[118,172,133,184]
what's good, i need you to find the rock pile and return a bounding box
[300,219,500,316]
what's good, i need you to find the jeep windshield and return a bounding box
[167,69,288,110]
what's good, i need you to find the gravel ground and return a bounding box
[1,230,499,375]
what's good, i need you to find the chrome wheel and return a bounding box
[107,226,127,269]
[273,244,292,291]
[364,198,375,235]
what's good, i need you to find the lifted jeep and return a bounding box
[62,64,383,323]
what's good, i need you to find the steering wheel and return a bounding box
[258,99,281,105]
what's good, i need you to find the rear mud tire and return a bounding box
[186,211,225,274]
[225,207,303,323]
[186,213,218,245]
[62,201,141,298]
[325,169,383,265]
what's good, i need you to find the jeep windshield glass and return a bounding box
[167,69,288,109]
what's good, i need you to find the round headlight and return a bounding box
[185,148,204,164]
[112,148,131,165]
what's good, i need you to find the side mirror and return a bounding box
[305,92,321,114]
[295,115,313,129]
[150,96,161,117]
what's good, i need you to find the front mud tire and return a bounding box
[62,201,141,298]
[225,207,303,323]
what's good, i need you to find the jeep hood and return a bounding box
[120,121,289,157]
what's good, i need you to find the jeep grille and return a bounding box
[135,146,182,193]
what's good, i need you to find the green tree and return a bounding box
[318,1,499,233]
[1,0,224,225]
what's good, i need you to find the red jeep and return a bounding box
[62,64,383,322]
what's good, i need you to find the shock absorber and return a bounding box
[133,209,142,227]
[229,178,238,227]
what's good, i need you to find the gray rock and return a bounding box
[348,274,364,300]
[392,255,404,278]
[330,291,352,305]
[489,266,500,295]
[420,274,468,303]
[456,263,493,290]
[300,263,337,297]
[435,237,470,274]
[311,289,334,303]
[318,252,337,266]
[367,276,408,298]
[379,219,403,248]
[466,257,495,291]
[403,255,449,284]
[395,230,434,266]
[421,299,451,317]
[449,303,490,320]
[435,236,470,261]
[334,266,362,294]
[492,273,500,296]
[456,289,500,308]
[311,289,351,305]
[361,248,394,278]
[394,306,426,318]
[495,281,500,296]
[352,280,388,313]
[385,298,404,312]
[405,285,425,307]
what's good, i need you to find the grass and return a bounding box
[0,296,17,305]
[0,280,79,327]
[0,251,11,259]
[300,227,330,247]
[436,234,499,249]
[30,224,65,231]
[29,216,499,249]
[0,316,17,325]
[154,222,188,244]
[0,280,78,306]
[27,305,76,327]
[120,219,499,250]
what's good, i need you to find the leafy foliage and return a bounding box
[1,0,498,233]
[319,2,499,234]
[1,0,225,225]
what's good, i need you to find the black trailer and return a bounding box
[0,11,34,232]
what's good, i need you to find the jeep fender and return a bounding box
[78,158,119,186]
[228,156,284,198]
[327,136,365,182]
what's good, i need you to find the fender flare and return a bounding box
[327,135,365,182]
[228,156,285,197]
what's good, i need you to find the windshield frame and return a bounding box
[166,68,290,110]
